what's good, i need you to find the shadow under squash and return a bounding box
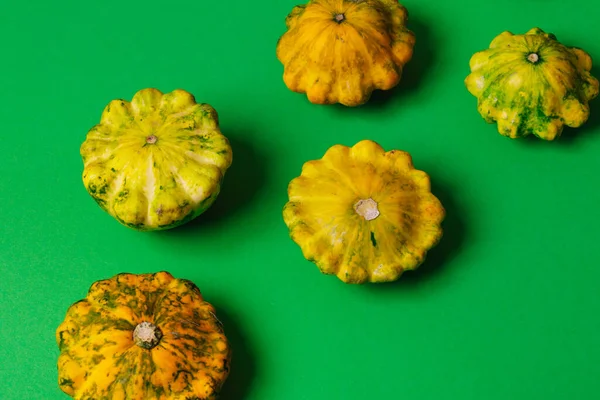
[169,132,268,233]
[215,305,257,400]
[371,174,467,289]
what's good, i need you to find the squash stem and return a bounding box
[146,135,158,144]
[133,321,163,349]
[354,198,380,221]
[334,13,345,23]
[527,53,540,63]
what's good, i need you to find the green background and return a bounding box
[1,0,599,398]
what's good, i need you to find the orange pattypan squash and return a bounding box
[276,0,416,106]
[56,272,231,399]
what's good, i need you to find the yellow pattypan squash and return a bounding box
[283,140,445,284]
[465,28,599,140]
[80,88,233,231]
[56,271,231,399]
[276,0,415,107]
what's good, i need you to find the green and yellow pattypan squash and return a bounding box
[465,28,599,140]
[80,88,232,231]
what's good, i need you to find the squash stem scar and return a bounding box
[133,321,163,349]
[527,53,540,63]
[354,198,380,221]
[334,13,345,23]
[146,135,158,144]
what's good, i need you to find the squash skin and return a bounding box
[80,88,233,231]
[283,140,445,284]
[276,0,416,107]
[465,28,599,140]
[56,271,231,400]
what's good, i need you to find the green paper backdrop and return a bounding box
[1,0,599,399]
